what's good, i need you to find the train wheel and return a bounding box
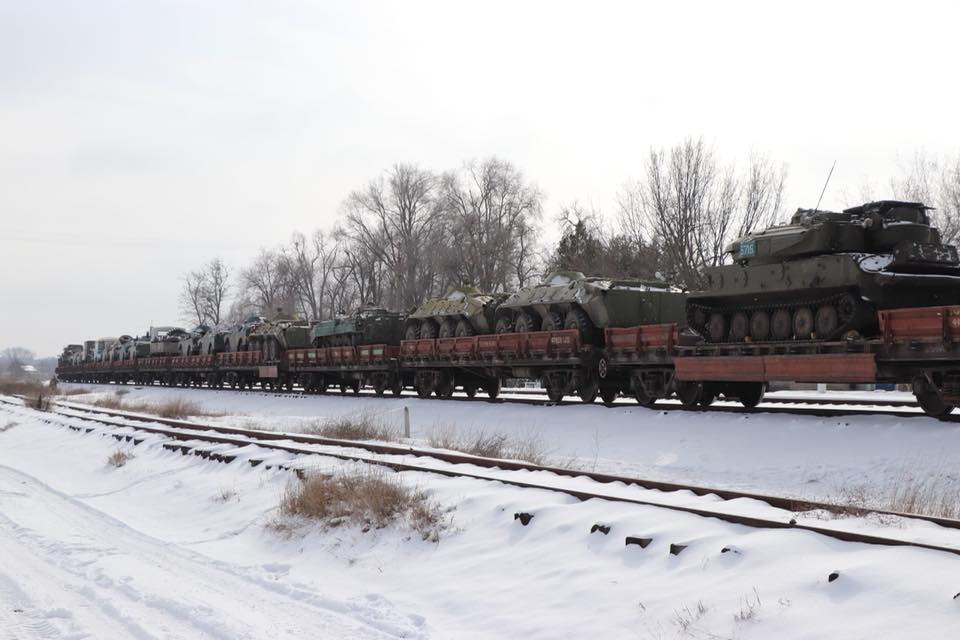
[793,307,814,340]
[913,376,955,418]
[391,379,403,396]
[416,382,432,399]
[771,309,792,340]
[435,376,454,399]
[463,383,477,399]
[339,383,347,394]
[750,311,771,341]
[374,378,386,395]
[634,385,656,408]
[707,313,727,343]
[815,305,839,339]
[577,376,599,404]
[351,380,361,395]
[729,312,749,342]
[700,389,716,407]
[600,386,618,407]
[485,379,501,400]
[676,382,702,409]
[738,382,765,409]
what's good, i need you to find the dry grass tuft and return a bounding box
[107,449,134,468]
[273,467,446,542]
[0,420,18,433]
[213,487,239,503]
[427,425,549,465]
[832,468,960,520]
[85,396,223,420]
[305,414,399,442]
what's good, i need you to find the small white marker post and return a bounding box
[403,406,410,438]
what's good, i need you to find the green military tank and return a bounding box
[312,306,405,347]
[688,200,960,342]
[495,271,687,344]
[405,287,508,340]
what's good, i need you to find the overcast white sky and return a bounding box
[2,0,958,356]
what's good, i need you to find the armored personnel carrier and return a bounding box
[149,328,188,356]
[312,306,405,347]
[246,318,312,361]
[179,325,210,356]
[405,287,508,340]
[495,271,687,344]
[688,201,960,342]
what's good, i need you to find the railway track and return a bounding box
[54,381,954,421]
[4,395,959,557]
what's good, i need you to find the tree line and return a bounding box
[180,138,960,327]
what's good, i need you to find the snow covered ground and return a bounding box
[56,383,960,505]
[1,401,960,639]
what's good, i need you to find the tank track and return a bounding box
[687,290,870,343]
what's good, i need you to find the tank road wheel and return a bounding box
[771,309,792,340]
[438,318,456,338]
[676,381,702,409]
[404,322,420,341]
[542,311,564,332]
[750,311,771,341]
[455,319,476,337]
[514,311,541,333]
[495,316,514,334]
[564,307,595,344]
[815,305,839,340]
[729,312,749,342]
[792,307,814,340]
[707,313,727,343]
[485,378,501,400]
[420,319,438,339]
[913,376,955,418]
[577,375,599,404]
[737,382,765,409]
[837,293,858,325]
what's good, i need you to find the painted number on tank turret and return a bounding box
[739,240,756,257]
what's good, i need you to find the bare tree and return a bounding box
[892,151,960,245]
[179,258,230,326]
[342,164,444,308]
[285,230,343,321]
[3,346,35,373]
[619,137,786,289]
[241,249,293,317]
[438,157,543,291]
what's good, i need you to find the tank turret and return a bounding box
[689,200,960,342]
[312,306,405,347]
[495,271,687,343]
[405,287,508,339]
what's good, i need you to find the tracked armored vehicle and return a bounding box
[495,271,687,344]
[312,306,405,347]
[405,287,508,340]
[688,201,960,343]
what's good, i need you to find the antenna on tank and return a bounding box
[814,161,837,212]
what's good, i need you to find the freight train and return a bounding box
[56,201,960,418]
